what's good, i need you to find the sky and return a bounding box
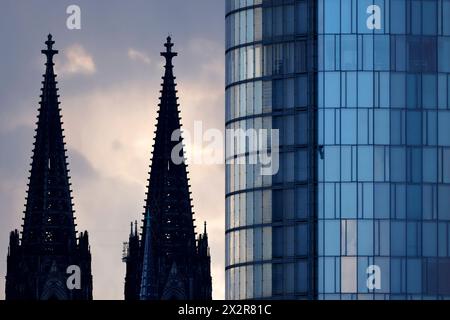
[0,0,225,300]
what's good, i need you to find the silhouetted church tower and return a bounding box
[5,35,93,300]
[123,37,212,300]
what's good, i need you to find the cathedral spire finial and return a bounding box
[161,36,177,66]
[41,34,58,63]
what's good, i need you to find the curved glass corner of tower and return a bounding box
[225,0,317,300]
[318,0,450,299]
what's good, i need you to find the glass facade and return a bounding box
[226,0,450,300]
[318,0,450,299]
[225,0,317,299]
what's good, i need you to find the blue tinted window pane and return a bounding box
[406,76,418,107]
[391,222,406,255]
[374,35,390,70]
[423,185,434,220]
[427,111,437,145]
[325,72,340,107]
[341,35,357,70]
[296,187,308,219]
[374,110,389,144]
[347,72,357,108]
[324,183,335,219]
[391,73,405,108]
[294,149,306,181]
[358,73,373,108]
[358,220,373,255]
[358,146,373,182]
[324,109,335,144]
[374,147,385,181]
[363,183,373,218]
[438,112,450,146]
[325,220,340,255]
[296,224,308,256]
[363,35,374,70]
[407,222,418,256]
[380,72,390,108]
[324,0,340,33]
[273,227,283,258]
[340,0,351,33]
[296,2,308,34]
[324,35,335,70]
[341,109,356,144]
[325,147,340,181]
[296,261,308,293]
[443,149,450,183]
[422,1,437,35]
[341,183,357,218]
[391,259,402,293]
[341,146,352,181]
[439,186,450,220]
[390,110,401,144]
[391,0,406,33]
[406,259,421,294]
[407,185,421,219]
[407,112,421,145]
[423,75,437,108]
[423,223,437,256]
[438,75,448,109]
[395,185,406,219]
[444,1,450,35]
[423,148,437,183]
[358,110,369,144]
[374,184,390,218]
[391,147,406,182]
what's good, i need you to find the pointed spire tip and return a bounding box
[42,33,58,62]
[161,34,177,63]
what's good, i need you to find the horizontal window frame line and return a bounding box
[225,106,312,126]
[226,72,317,89]
[226,41,263,54]
[225,4,262,19]
[226,219,312,234]
[225,77,265,90]
[226,144,310,161]
[225,256,313,270]
[226,181,311,198]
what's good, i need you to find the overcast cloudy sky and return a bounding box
[0,0,225,299]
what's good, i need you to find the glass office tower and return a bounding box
[226,0,450,300]
[318,0,450,299]
[225,0,317,299]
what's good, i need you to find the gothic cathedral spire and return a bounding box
[5,35,93,300]
[123,37,212,300]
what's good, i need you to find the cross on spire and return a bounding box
[41,34,58,63]
[161,36,177,65]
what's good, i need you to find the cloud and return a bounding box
[187,38,224,78]
[128,48,151,65]
[56,44,96,76]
